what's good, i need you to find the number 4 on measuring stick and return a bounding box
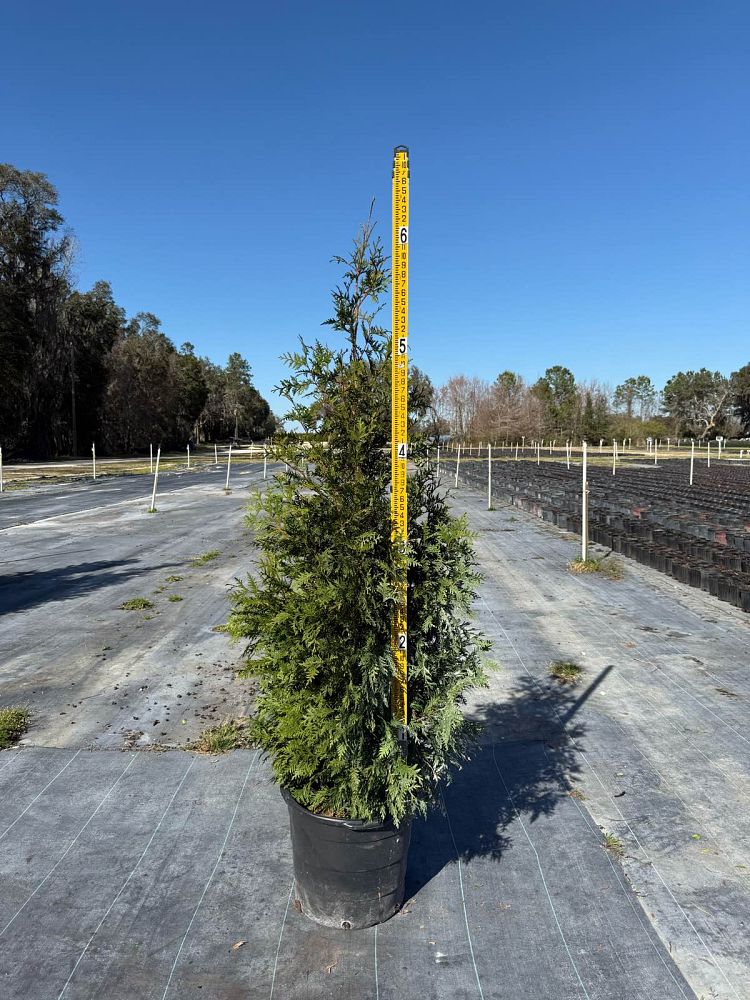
[397,443,407,459]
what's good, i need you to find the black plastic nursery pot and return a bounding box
[282,788,412,930]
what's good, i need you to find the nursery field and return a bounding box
[0,464,273,748]
[1,473,749,998]
[459,456,750,613]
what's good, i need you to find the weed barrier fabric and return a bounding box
[459,458,750,612]
[0,747,694,999]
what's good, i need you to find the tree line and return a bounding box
[0,164,275,459]
[425,365,750,443]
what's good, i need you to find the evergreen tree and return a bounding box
[229,219,488,823]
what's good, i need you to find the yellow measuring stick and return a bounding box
[391,145,409,726]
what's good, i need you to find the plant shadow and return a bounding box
[0,559,180,614]
[405,665,611,898]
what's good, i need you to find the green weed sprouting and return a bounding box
[0,707,31,749]
[190,550,221,567]
[120,597,154,611]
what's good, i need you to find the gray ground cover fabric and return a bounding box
[3,470,749,997]
[0,746,692,1000]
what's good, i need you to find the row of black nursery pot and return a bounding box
[457,458,750,613]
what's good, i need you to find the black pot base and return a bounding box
[282,788,412,929]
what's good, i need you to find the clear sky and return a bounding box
[3,1,748,412]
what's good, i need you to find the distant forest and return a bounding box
[429,364,750,444]
[3,164,749,461]
[0,164,275,459]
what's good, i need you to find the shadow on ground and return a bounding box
[405,666,611,899]
[0,559,180,614]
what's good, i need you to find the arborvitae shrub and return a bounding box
[229,218,488,823]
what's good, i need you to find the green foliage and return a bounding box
[568,556,623,579]
[120,597,154,610]
[0,162,275,459]
[0,706,31,749]
[662,368,732,439]
[192,718,253,753]
[613,375,657,420]
[0,164,73,458]
[549,661,582,684]
[190,549,221,566]
[532,366,577,436]
[732,362,750,433]
[602,833,625,857]
[580,390,610,442]
[229,219,488,824]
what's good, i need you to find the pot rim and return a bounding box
[281,787,409,831]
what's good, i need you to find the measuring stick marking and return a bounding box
[391,146,409,726]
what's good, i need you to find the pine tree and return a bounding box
[229,217,488,823]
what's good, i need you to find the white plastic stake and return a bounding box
[690,440,695,486]
[536,442,540,466]
[92,443,96,480]
[514,442,519,462]
[454,443,461,487]
[487,444,492,510]
[214,443,218,463]
[225,443,233,491]
[149,447,161,512]
[654,440,658,466]
[582,441,589,562]
[612,440,617,476]
[150,443,153,474]
[437,444,441,475]
[566,441,571,470]
[263,448,267,479]
[0,446,3,493]
[187,443,190,469]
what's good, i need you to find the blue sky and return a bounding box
[3,1,748,412]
